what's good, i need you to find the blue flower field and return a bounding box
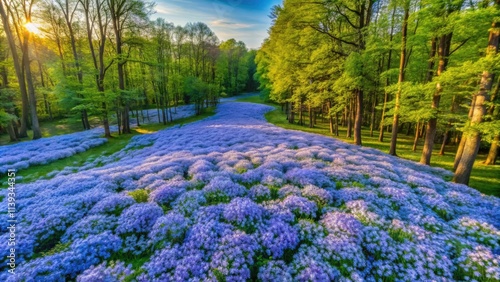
[1,102,499,281]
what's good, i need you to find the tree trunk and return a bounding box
[389,5,409,156]
[354,90,363,145]
[379,90,388,142]
[299,100,303,126]
[136,108,141,126]
[484,73,500,165]
[439,130,449,155]
[346,99,352,138]
[328,101,334,134]
[378,6,396,143]
[406,123,412,135]
[412,121,420,151]
[342,105,347,126]
[334,112,339,136]
[420,33,453,165]
[308,104,313,128]
[22,31,42,140]
[6,122,18,142]
[484,135,499,165]
[117,109,122,135]
[109,1,130,134]
[370,95,377,137]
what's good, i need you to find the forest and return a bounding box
[256,0,500,186]
[0,0,257,139]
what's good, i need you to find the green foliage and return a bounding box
[128,189,150,203]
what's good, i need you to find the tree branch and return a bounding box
[103,59,115,75]
[334,4,360,30]
[449,37,471,56]
[308,24,359,48]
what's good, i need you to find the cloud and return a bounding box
[210,20,253,29]
[153,0,282,49]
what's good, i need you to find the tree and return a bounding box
[0,0,41,139]
[389,1,410,156]
[80,0,113,137]
[453,1,500,184]
[55,0,91,130]
[108,0,151,134]
[420,0,466,165]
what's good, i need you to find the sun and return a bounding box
[24,22,42,35]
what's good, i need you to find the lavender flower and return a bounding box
[258,260,293,282]
[223,197,264,231]
[302,185,333,205]
[209,231,260,281]
[248,184,271,202]
[282,195,318,218]
[77,261,133,282]
[259,218,299,258]
[115,203,163,235]
[149,212,189,249]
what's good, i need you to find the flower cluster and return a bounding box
[77,261,134,282]
[0,129,107,174]
[3,102,499,281]
[149,212,189,248]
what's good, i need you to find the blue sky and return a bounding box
[154,0,282,49]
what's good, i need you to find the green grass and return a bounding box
[0,118,82,145]
[0,107,216,185]
[236,95,500,196]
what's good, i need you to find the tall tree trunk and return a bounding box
[328,101,334,134]
[485,135,499,165]
[439,130,449,155]
[308,104,313,128]
[453,18,499,185]
[6,122,18,142]
[22,31,41,140]
[352,0,375,146]
[354,89,363,145]
[379,90,388,142]
[0,2,29,138]
[413,121,420,151]
[389,5,409,156]
[378,6,396,143]
[109,0,130,134]
[290,102,295,124]
[484,75,500,165]
[420,33,453,165]
[347,98,352,138]
[299,100,303,126]
[34,41,53,121]
[370,95,377,137]
[334,112,339,136]
[454,133,466,170]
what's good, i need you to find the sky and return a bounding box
[154,0,282,49]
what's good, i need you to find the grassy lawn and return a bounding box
[0,117,86,145]
[0,108,216,185]
[236,95,500,196]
